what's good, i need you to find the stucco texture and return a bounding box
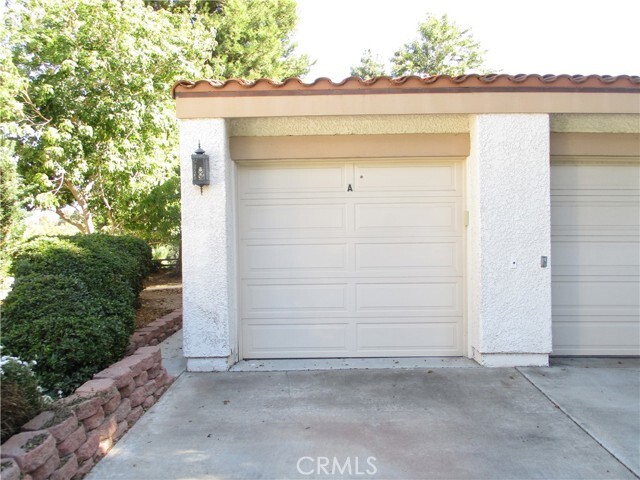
[550,113,640,133]
[467,114,552,359]
[229,114,469,137]
[180,119,236,369]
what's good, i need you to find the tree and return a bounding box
[391,14,485,76]
[146,0,310,80]
[350,50,386,79]
[6,0,215,239]
[350,13,486,79]
[4,0,310,253]
[0,152,24,279]
[206,0,310,80]
[0,20,27,278]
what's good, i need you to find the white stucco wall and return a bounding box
[467,114,552,367]
[180,119,236,371]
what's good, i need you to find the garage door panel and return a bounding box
[551,201,639,236]
[245,283,348,314]
[356,281,461,314]
[552,320,640,356]
[551,164,639,192]
[355,241,461,275]
[239,163,347,196]
[552,241,640,276]
[552,279,640,316]
[243,241,462,278]
[355,201,460,233]
[244,323,350,356]
[357,322,459,354]
[242,203,346,234]
[244,243,348,273]
[553,278,640,306]
[354,163,461,193]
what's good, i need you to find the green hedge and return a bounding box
[11,234,152,299]
[2,234,152,394]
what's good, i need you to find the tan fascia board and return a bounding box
[175,92,640,119]
[550,133,640,156]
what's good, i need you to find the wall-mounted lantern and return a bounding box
[191,142,210,194]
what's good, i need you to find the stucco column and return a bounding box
[467,114,552,367]
[180,119,236,371]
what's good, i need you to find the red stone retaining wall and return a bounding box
[1,345,175,480]
[125,309,183,356]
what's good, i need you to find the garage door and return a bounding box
[551,160,640,355]
[238,159,464,358]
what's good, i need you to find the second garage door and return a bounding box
[238,159,465,359]
[551,159,640,355]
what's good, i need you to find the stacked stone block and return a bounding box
[125,309,182,356]
[1,345,174,480]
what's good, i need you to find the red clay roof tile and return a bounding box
[172,74,640,98]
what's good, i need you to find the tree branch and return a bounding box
[18,90,51,126]
[96,160,119,233]
[54,207,86,233]
[63,179,95,234]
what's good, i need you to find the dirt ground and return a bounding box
[135,271,182,329]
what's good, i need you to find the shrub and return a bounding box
[3,233,151,395]
[1,354,44,443]
[12,234,151,301]
[69,234,152,297]
[2,275,131,394]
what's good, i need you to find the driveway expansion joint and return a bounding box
[515,366,639,479]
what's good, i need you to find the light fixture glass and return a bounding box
[191,142,210,193]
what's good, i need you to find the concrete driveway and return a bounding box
[88,341,639,480]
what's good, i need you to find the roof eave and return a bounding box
[172,74,640,99]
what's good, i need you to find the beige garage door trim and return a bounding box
[551,156,640,355]
[237,158,466,359]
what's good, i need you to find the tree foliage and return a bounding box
[206,0,310,80]
[3,0,309,249]
[391,14,485,76]
[0,152,24,279]
[5,0,215,240]
[349,49,386,80]
[0,21,25,124]
[0,21,26,277]
[147,0,310,80]
[350,13,486,78]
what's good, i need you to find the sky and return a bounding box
[294,0,640,81]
